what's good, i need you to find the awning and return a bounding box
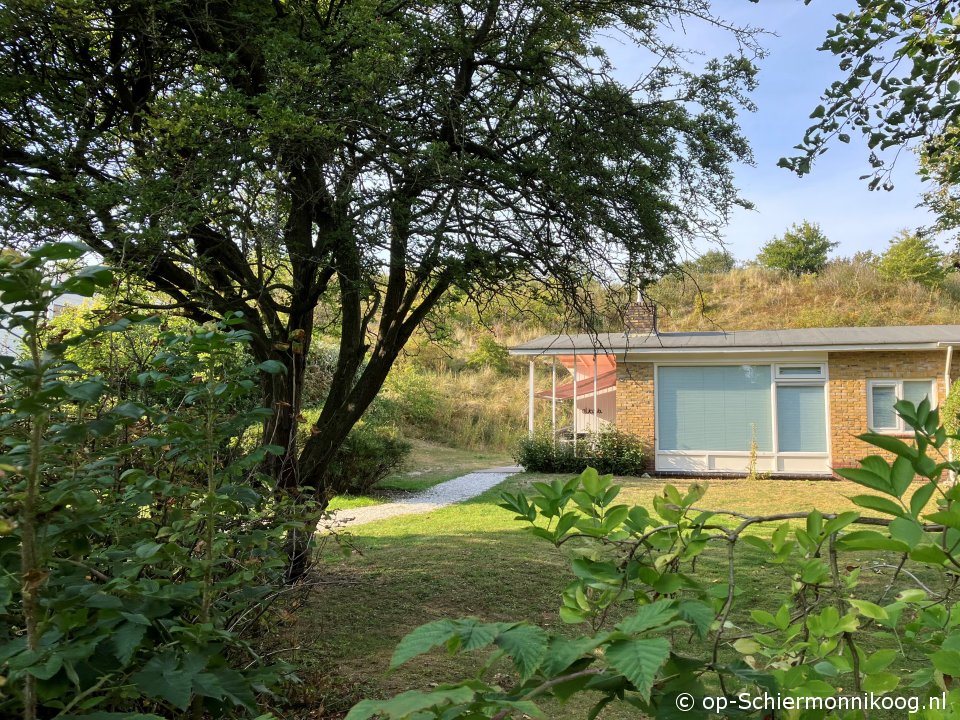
[536,368,617,400]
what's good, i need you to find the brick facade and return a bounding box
[827,350,959,470]
[614,349,958,475]
[615,362,656,471]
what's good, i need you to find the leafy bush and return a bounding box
[877,229,948,287]
[322,422,412,495]
[465,334,510,372]
[685,248,736,274]
[0,243,301,718]
[757,220,837,275]
[515,430,646,475]
[353,397,960,719]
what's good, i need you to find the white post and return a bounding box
[528,360,535,437]
[572,348,578,455]
[947,345,955,483]
[551,358,557,447]
[593,351,598,440]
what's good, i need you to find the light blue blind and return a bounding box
[871,385,898,429]
[903,380,933,409]
[658,365,772,451]
[777,385,827,452]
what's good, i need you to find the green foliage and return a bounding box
[358,399,960,718]
[515,431,646,476]
[877,230,948,288]
[0,0,762,497]
[321,422,412,496]
[756,221,838,275]
[784,1,960,195]
[684,249,736,274]
[465,335,510,373]
[0,245,300,717]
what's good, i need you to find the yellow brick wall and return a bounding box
[828,350,958,470]
[615,362,656,471]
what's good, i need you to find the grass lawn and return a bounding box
[294,473,942,718]
[325,440,513,512]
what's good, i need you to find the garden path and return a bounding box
[321,466,521,529]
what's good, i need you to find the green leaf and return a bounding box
[890,456,916,497]
[604,637,671,701]
[862,672,899,693]
[888,517,924,548]
[849,494,904,517]
[836,530,909,552]
[909,543,949,565]
[113,622,147,666]
[862,650,897,674]
[931,650,960,675]
[131,655,199,710]
[616,600,677,635]
[494,624,549,681]
[678,601,715,639]
[345,687,477,720]
[848,598,888,620]
[390,620,457,668]
[453,619,503,651]
[113,401,147,419]
[925,508,960,530]
[256,360,286,374]
[540,635,605,676]
[35,241,89,260]
[910,482,937,517]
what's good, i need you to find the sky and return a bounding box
[604,1,940,263]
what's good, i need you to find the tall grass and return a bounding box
[376,366,533,451]
[650,260,960,331]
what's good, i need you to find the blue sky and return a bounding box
[605,1,939,262]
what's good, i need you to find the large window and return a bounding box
[658,365,772,452]
[777,385,827,452]
[868,379,936,433]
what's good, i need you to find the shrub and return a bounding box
[0,244,299,718]
[465,334,510,372]
[322,422,412,495]
[685,248,736,274]
[877,229,948,287]
[515,430,646,475]
[757,220,837,275]
[355,399,960,719]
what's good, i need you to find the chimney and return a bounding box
[624,297,657,335]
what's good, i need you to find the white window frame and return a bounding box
[867,379,937,434]
[774,363,826,381]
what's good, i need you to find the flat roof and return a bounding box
[509,325,960,355]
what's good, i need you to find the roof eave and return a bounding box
[510,342,949,356]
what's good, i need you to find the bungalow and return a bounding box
[509,301,960,477]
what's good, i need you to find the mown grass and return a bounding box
[294,473,943,718]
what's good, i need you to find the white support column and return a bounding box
[528,360,535,437]
[593,351,598,440]
[572,348,578,454]
[947,345,955,483]
[551,358,557,446]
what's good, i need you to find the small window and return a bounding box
[868,379,936,433]
[775,364,824,379]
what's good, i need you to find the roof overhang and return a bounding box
[511,342,952,357]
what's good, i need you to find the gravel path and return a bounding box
[322,466,522,529]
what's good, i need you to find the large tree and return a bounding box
[782,1,960,196]
[0,0,758,498]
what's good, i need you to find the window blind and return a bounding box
[658,365,772,452]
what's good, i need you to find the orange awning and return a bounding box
[536,368,617,400]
